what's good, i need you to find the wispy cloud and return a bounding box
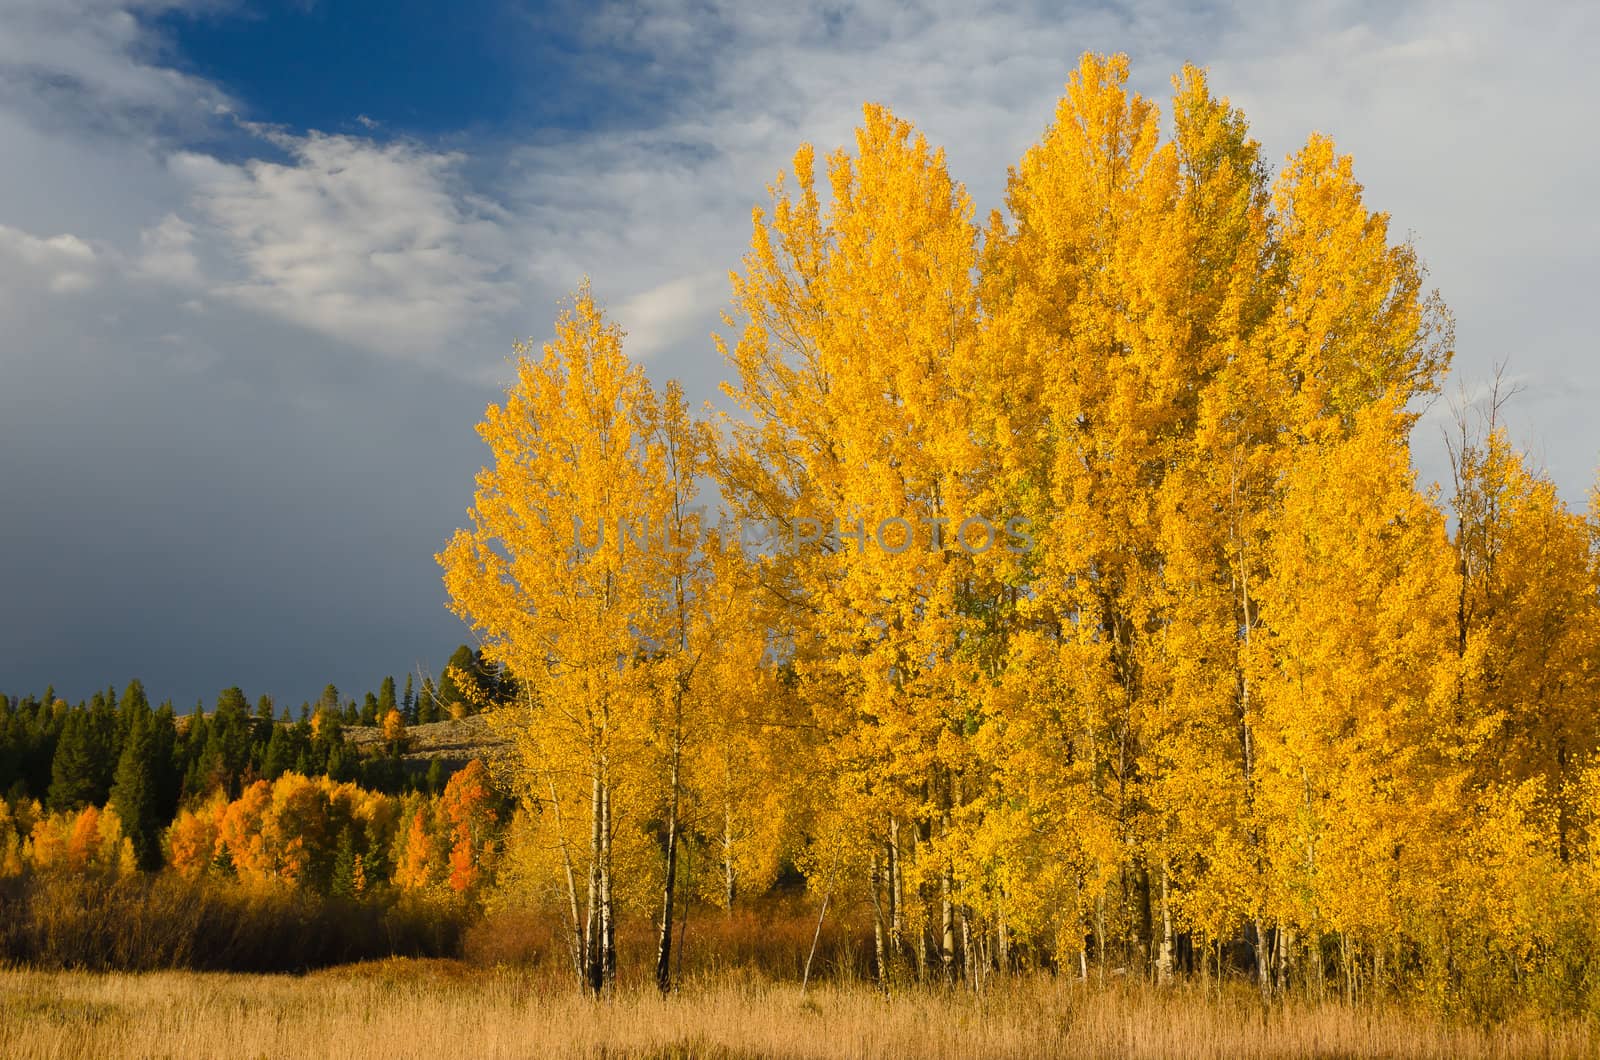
[170,130,522,362]
[0,0,230,135]
[0,224,99,299]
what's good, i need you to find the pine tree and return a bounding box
[180,703,209,801]
[330,826,360,899]
[202,688,253,798]
[47,709,101,811]
[150,702,181,823]
[116,680,150,741]
[262,724,293,780]
[85,692,119,802]
[110,708,162,870]
[326,741,349,782]
[418,678,439,724]
[436,645,478,718]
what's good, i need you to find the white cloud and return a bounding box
[169,132,522,361]
[0,223,99,300]
[0,0,229,133]
[136,212,200,285]
[613,271,729,360]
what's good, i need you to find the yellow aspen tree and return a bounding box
[1251,398,1460,994]
[440,284,655,991]
[381,708,407,749]
[261,773,330,887]
[440,283,721,992]
[715,101,998,981]
[166,794,225,880]
[980,52,1194,975]
[644,385,770,993]
[1141,64,1280,983]
[0,801,24,878]
[1453,424,1600,854]
[680,531,801,913]
[1270,134,1453,435]
[66,807,101,870]
[978,55,1454,988]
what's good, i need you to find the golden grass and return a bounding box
[1,960,1594,1059]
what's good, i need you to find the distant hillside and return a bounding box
[342,714,512,772]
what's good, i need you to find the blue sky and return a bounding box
[153,1,666,138]
[1,0,1596,710]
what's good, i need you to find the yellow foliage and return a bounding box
[417,52,1600,1010]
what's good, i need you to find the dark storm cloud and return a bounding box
[0,230,493,707]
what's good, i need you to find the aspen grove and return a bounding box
[438,54,1600,1012]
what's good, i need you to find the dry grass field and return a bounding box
[2,960,1595,1059]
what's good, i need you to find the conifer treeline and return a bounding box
[439,54,1600,1013]
[0,644,512,868]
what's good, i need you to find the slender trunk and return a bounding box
[802,890,831,996]
[1095,894,1107,986]
[599,777,616,991]
[912,824,928,981]
[1301,766,1323,997]
[997,895,1010,975]
[915,893,929,981]
[1277,924,1293,994]
[1253,917,1271,998]
[1137,862,1154,978]
[887,817,903,967]
[1157,859,1174,984]
[1311,919,1324,999]
[960,906,974,988]
[676,821,690,985]
[655,737,682,993]
[870,851,887,986]
[546,774,585,979]
[1235,461,1272,1002]
[940,863,956,982]
[584,771,603,992]
[939,775,956,983]
[722,795,737,911]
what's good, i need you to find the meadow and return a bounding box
[3,960,1595,1060]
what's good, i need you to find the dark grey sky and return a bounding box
[0,279,497,708]
[2,0,1596,709]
